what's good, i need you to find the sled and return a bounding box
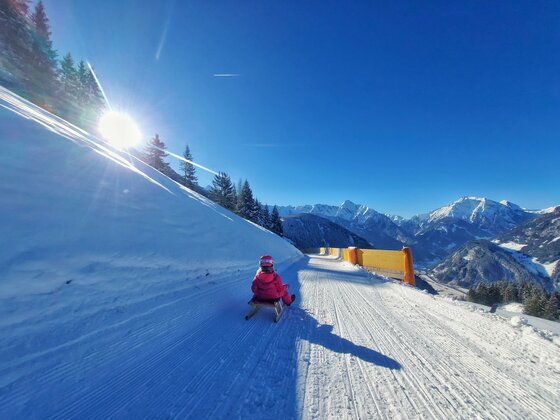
[245,298,285,322]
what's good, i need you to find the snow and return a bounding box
[542,260,559,277]
[276,201,390,228]
[0,130,300,298]
[497,240,557,278]
[462,248,476,261]
[426,197,528,233]
[530,205,560,214]
[500,200,523,211]
[428,196,487,222]
[1,88,559,418]
[498,241,528,251]
[501,302,525,313]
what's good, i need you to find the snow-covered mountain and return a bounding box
[417,197,533,234]
[431,209,560,290]
[278,197,538,265]
[529,205,560,215]
[385,213,405,225]
[495,208,560,288]
[282,213,372,250]
[277,200,409,249]
[431,240,552,290]
[277,200,369,224]
[398,197,536,265]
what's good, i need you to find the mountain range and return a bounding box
[278,197,559,290]
[281,213,372,250]
[431,208,560,290]
[278,197,538,263]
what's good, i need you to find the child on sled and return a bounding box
[251,255,296,305]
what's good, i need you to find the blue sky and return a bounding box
[42,0,559,217]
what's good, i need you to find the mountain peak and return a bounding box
[457,196,486,203]
[340,200,358,209]
[499,200,523,211]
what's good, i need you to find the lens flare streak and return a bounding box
[87,61,111,110]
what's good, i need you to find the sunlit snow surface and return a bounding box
[1,88,559,419]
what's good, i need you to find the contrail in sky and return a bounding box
[156,0,176,60]
[213,73,240,77]
[87,62,111,110]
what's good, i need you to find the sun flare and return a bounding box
[98,111,142,149]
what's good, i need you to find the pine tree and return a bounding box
[232,183,238,207]
[503,282,518,303]
[467,287,476,303]
[236,179,243,200]
[238,180,257,221]
[29,1,58,105]
[85,65,104,106]
[261,204,272,230]
[83,64,106,121]
[543,294,559,320]
[9,0,29,15]
[180,145,198,190]
[476,283,490,305]
[236,178,245,212]
[59,53,78,105]
[0,0,36,94]
[76,60,88,106]
[524,294,545,317]
[523,284,546,317]
[209,172,236,211]
[254,198,264,225]
[487,283,502,305]
[144,134,171,173]
[31,1,49,38]
[270,205,283,236]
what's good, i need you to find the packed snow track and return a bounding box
[1,255,559,419]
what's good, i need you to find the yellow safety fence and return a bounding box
[320,246,415,286]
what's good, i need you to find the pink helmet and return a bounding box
[259,255,274,267]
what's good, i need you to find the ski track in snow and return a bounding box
[1,256,559,419]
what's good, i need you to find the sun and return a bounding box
[98,111,142,149]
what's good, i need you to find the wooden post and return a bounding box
[402,247,415,286]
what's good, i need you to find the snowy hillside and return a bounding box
[0,88,301,301]
[496,208,560,288]
[0,87,303,409]
[431,240,552,289]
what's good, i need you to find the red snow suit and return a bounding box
[251,269,293,305]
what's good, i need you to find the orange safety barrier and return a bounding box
[402,247,415,286]
[347,247,358,265]
[321,246,415,286]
